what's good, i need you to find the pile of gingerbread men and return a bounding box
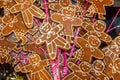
[0,0,120,80]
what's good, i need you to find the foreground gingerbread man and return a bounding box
[1,13,36,45]
[82,20,112,43]
[36,22,71,60]
[10,0,46,28]
[51,5,82,43]
[14,54,53,80]
[86,0,114,19]
[91,60,109,80]
[102,36,120,60]
[103,56,120,80]
[75,35,104,63]
[63,61,95,80]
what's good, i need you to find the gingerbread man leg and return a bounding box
[66,36,73,43]
[22,11,33,28]
[42,69,52,80]
[4,53,11,63]
[47,42,57,60]
[98,13,105,20]
[21,36,27,45]
[54,37,71,50]
[86,6,95,17]
[63,73,75,80]
[30,5,46,19]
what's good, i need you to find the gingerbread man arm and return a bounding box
[99,33,112,42]
[104,56,113,66]
[103,0,114,5]
[15,63,33,73]
[68,62,80,71]
[36,35,46,45]
[52,24,63,33]
[10,4,22,13]
[92,49,104,59]
[71,18,82,26]
[51,13,63,23]
[1,25,13,36]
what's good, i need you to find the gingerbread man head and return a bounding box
[80,61,92,73]
[28,54,41,64]
[114,59,120,72]
[114,36,120,47]
[88,35,101,48]
[93,60,105,72]
[59,0,70,7]
[40,23,52,34]
[62,5,79,17]
[93,20,106,33]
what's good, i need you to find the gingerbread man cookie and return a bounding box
[103,56,120,80]
[10,0,46,28]
[14,53,53,80]
[1,13,36,45]
[51,5,82,43]
[0,37,20,64]
[86,0,114,19]
[102,36,120,60]
[91,60,109,80]
[82,20,112,43]
[63,61,95,80]
[75,35,104,63]
[36,22,71,60]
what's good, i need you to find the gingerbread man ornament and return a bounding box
[75,35,104,63]
[14,54,53,80]
[82,20,112,43]
[51,5,82,43]
[102,36,120,60]
[1,13,36,45]
[103,56,120,80]
[86,0,114,19]
[36,22,71,60]
[63,61,95,80]
[91,60,109,80]
[10,0,46,28]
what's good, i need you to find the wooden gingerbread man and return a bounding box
[1,13,36,45]
[91,60,109,80]
[102,36,120,60]
[86,0,114,19]
[75,35,104,63]
[82,20,112,43]
[14,54,53,80]
[51,5,82,43]
[63,61,95,80]
[103,56,120,80]
[36,22,71,60]
[10,0,46,28]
